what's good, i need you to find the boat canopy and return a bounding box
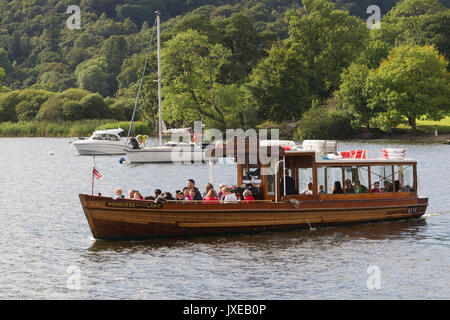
[92,128,124,136]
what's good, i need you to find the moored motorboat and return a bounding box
[73,128,126,155]
[79,139,428,239]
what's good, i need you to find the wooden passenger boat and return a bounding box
[79,140,428,239]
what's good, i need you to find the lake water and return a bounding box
[0,138,448,299]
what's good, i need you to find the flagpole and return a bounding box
[91,156,95,196]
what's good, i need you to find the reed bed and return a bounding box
[0,120,153,137]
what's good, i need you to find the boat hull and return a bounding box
[79,194,428,240]
[73,141,126,155]
[126,147,210,163]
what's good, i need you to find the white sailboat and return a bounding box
[125,11,209,163]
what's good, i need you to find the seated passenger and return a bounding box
[203,183,214,198]
[115,188,124,199]
[301,182,314,195]
[318,184,326,194]
[183,187,192,201]
[345,179,355,193]
[371,181,381,193]
[354,180,368,193]
[394,180,400,192]
[154,189,162,199]
[189,189,196,202]
[128,189,136,199]
[128,137,140,149]
[155,193,165,204]
[221,187,238,203]
[174,190,183,200]
[332,181,344,194]
[164,192,174,201]
[384,181,393,192]
[187,179,202,200]
[218,183,226,200]
[203,189,219,203]
[242,190,256,203]
[133,191,144,200]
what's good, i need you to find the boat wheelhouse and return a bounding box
[79,140,427,239]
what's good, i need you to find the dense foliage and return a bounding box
[0,0,449,138]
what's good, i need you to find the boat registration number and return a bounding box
[106,201,162,209]
[407,207,418,213]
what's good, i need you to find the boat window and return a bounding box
[370,165,394,193]
[344,166,369,194]
[394,165,415,192]
[242,165,262,185]
[91,134,103,140]
[298,167,313,194]
[326,167,343,194]
[106,134,120,141]
[262,166,275,196]
[317,167,326,194]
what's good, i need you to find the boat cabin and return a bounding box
[89,129,124,142]
[210,139,417,202]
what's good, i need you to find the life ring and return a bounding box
[290,199,300,208]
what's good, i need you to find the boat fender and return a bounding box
[290,199,300,208]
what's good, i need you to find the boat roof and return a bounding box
[92,128,124,135]
[285,150,417,164]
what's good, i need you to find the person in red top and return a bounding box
[371,181,381,193]
[202,189,219,203]
[133,190,144,200]
[242,190,255,203]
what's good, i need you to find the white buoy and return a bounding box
[49,151,55,156]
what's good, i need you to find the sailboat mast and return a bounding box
[156,11,162,147]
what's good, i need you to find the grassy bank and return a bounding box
[0,120,153,137]
[397,116,450,134]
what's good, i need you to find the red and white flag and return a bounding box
[92,166,103,180]
[192,133,199,143]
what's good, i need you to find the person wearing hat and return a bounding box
[218,183,227,200]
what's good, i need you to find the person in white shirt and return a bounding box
[221,187,238,203]
[301,182,314,195]
[115,188,125,199]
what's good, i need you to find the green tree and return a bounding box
[75,57,112,96]
[80,93,111,119]
[247,42,312,122]
[367,44,450,132]
[372,0,450,64]
[161,30,233,129]
[214,13,261,82]
[0,49,12,76]
[335,63,373,129]
[0,91,18,122]
[15,89,54,121]
[101,35,128,92]
[294,99,354,141]
[286,0,369,96]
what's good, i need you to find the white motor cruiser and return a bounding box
[72,128,126,155]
